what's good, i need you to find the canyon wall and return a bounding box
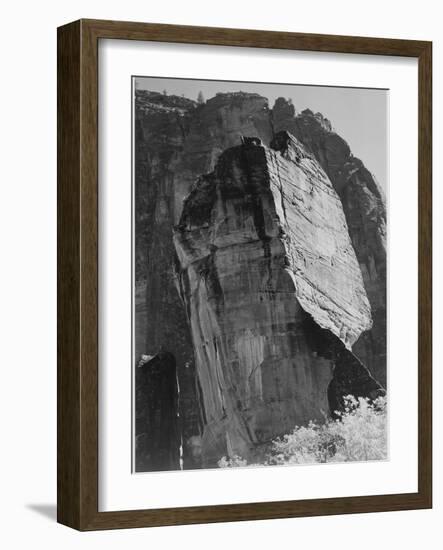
[135,352,180,472]
[174,133,383,466]
[135,89,387,470]
[134,91,199,470]
[134,91,274,469]
[272,101,387,385]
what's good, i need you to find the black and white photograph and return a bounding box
[0,0,436,543]
[133,77,388,473]
[1,0,438,542]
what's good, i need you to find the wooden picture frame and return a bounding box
[57,18,432,530]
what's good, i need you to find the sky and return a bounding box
[135,76,388,189]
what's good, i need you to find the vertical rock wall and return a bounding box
[135,90,387,470]
[135,91,273,469]
[172,92,273,222]
[135,91,200,469]
[272,102,387,385]
[135,352,180,472]
[174,135,381,465]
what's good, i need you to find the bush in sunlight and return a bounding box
[218,396,387,467]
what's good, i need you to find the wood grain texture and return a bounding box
[57,19,432,531]
[83,18,429,56]
[57,20,81,528]
[417,41,432,506]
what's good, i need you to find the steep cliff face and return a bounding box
[172,92,273,222]
[135,352,180,472]
[135,91,200,469]
[135,90,197,288]
[174,133,382,466]
[135,91,274,469]
[135,90,386,470]
[272,101,387,385]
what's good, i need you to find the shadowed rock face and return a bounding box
[174,134,382,465]
[135,91,200,469]
[172,92,273,223]
[135,91,275,469]
[135,352,180,472]
[135,90,387,470]
[272,101,387,385]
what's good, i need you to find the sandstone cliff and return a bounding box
[135,91,199,470]
[135,89,387,470]
[135,352,180,472]
[172,92,273,222]
[272,100,387,385]
[174,133,383,466]
[135,90,274,469]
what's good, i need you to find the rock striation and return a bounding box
[135,89,387,470]
[135,91,200,469]
[172,92,273,222]
[272,101,387,385]
[135,90,274,469]
[135,352,180,472]
[173,133,383,465]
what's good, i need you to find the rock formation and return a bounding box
[272,101,387,385]
[134,91,274,469]
[134,90,200,469]
[135,352,180,472]
[172,92,273,221]
[173,133,383,466]
[134,89,387,470]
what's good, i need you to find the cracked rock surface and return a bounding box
[174,133,380,465]
[135,90,386,469]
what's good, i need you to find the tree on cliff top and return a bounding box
[197,91,205,104]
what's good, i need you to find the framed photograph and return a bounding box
[57,19,432,530]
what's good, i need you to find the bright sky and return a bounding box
[135,76,388,189]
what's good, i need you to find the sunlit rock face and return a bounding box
[135,89,387,470]
[272,100,387,385]
[172,92,273,222]
[135,91,274,469]
[174,133,379,466]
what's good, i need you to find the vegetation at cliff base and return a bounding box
[218,396,387,468]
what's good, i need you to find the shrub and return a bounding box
[218,396,387,467]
